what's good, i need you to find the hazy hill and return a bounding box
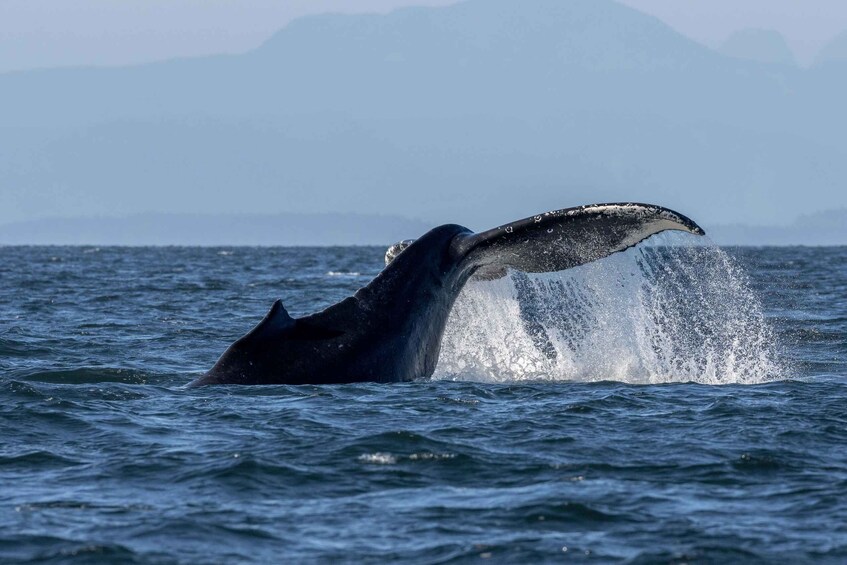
[2,210,842,246]
[709,209,847,246]
[815,30,847,64]
[719,29,796,66]
[0,213,431,246]
[1,0,846,234]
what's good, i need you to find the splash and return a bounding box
[434,234,781,385]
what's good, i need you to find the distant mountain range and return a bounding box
[816,30,847,65]
[0,210,843,246]
[1,0,846,235]
[710,209,847,246]
[0,213,431,246]
[718,29,796,66]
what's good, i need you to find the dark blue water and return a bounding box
[1,245,845,563]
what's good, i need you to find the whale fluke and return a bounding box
[455,202,703,275]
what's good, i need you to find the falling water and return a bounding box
[435,234,782,384]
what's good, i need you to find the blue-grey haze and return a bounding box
[1,0,846,243]
[816,31,847,65]
[617,0,847,66]
[5,0,847,71]
[718,29,796,66]
[0,0,459,73]
[0,213,432,246]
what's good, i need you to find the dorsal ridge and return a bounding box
[248,299,295,340]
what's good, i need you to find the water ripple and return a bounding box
[0,246,844,563]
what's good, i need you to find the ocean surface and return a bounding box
[1,242,845,563]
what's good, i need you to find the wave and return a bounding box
[11,367,152,385]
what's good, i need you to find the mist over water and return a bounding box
[437,234,781,384]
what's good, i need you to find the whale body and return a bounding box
[190,203,704,386]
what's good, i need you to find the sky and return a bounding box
[3,0,847,72]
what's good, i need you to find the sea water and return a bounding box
[0,242,844,563]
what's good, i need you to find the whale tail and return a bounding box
[385,203,704,277]
[196,202,705,386]
[460,203,705,278]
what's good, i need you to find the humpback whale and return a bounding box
[190,203,704,386]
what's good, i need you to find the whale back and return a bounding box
[192,224,472,385]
